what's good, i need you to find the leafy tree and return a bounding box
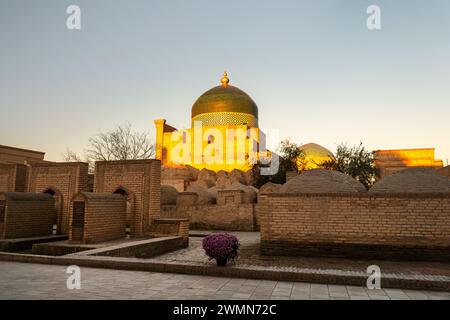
[279,139,305,174]
[62,123,155,172]
[251,139,305,188]
[320,142,378,189]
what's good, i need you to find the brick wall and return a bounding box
[176,192,198,206]
[217,190,243,206]
[163,189,256,231]
[149,160,162,222]
[0,145,45,165]
[27,162,89,234]
[161,203,256,231]
[373,149,443,178]
[162,178,188,192]
[0,193,55,239]
[94,160,161,236]
[0,164,28,193]
[253,203,262,231]
[259,193,450,261]
[148,218,190,245]
[0,200,5,237]
[438,166,450,178]
[69,193,126,244]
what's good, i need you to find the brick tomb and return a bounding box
[0,192,55,239]
[69,192,126,244]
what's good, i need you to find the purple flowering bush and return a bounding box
[202,233,240,266]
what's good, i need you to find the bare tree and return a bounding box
[62,123,155,172]
[61,148,83,162]
[86,123,155,162]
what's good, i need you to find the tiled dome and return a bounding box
[191,73,258,127]
[301,143,334,158]
[280,169,366,193]
[299,143,334,169]
[369,168,450,193]
[191,86,258,127]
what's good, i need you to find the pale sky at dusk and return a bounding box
[1,0,449,164]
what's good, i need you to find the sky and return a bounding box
[0,0,449,164]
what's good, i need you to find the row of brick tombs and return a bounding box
[0,161,179,251]
[1,161,450,261]
[1,191,134,243]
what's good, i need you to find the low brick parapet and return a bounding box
[259,192,450,261]
[71,236,186,258]
[148,218,190,245]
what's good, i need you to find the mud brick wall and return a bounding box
[253,204,262,231]
[0,200,5,238]
[94,160,161,236]
[27,162,89,234]
[0,164,28,193]
[0,193,55,239]
[438,166,450,178]
[259,193,450,261]
[148,218,190,245]
[70,193,126,244]
[161,203,256,231]
[176,192,198,206]
[217,190,243,206]
[161,178,187,192]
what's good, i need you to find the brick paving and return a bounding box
[0,261,449,300]
[152,232,450,277]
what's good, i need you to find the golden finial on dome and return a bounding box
[220,71,229,87]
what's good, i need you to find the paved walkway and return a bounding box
[155,232,450,278]
[0,261,449,300]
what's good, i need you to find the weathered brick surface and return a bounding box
[374,149,444,178]
[0,145,45,165]
[162,203,255,231]
[0,200,5,237]
[0,164,28,193]
[148,218,190,246]
[259,193,450,261]
[280,169,366,193]
[217,190,243,206]
[94,160,161,236]
[438,165,450,178]
[69,192,127,244]
[0,193,55,239]
[0,235,67,252]
[370,168,450,193]
[176,192,198,207]
[27,162,89,234]
[253,203,262,230]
